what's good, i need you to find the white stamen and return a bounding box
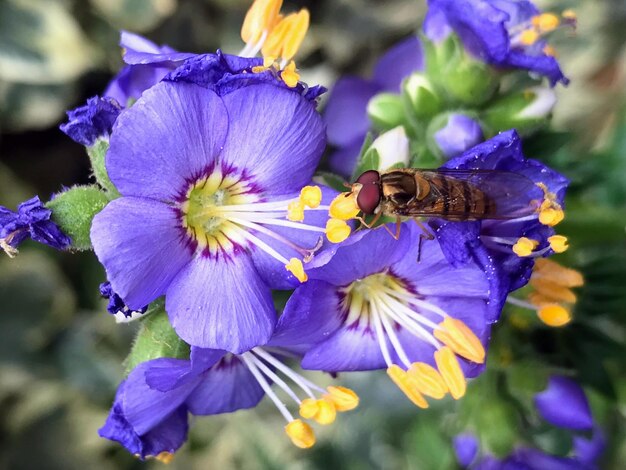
[253,348,322,397]
[241,353,294,422]
[374,296,412,368]
[249,353,302,404]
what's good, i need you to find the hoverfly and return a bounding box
[344,168,539,253]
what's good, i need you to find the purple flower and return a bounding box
[101,345,359,455]
[272,223,501,407]
[91,78,331,353]
[424,0,571,86]
[454,433,480,467]
[99,367,189,462]
[434,130,569,301]
[99,281,147,322]
[168,51,326,103]
[0,196,71,256]
[534,376,593,431]
[433,113,485,159]
[59,97,122,146]
[104,31,196,106]
[325,36,423,176]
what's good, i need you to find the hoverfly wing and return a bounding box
[406,169,540,220]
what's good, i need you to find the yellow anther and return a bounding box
[326,218,351,243]
[548,235,568,253]
[529,279,577,304]
[533,258,584,288]
[512,237,539,257]
[299,398,319,419]
[299,398,336,425]
[562,9,577,21]
[329,193,360,220]
[262,9,310,62]
[300,185,322,208]
[539,206,565,226]
[325,386,359,411]
[281,60,300,87]
[154,452,174,464]
[543,45,557,57]
[287,201,305,221]
[407,362,448,399]
[433,318,486,364]
[538,305,572,327]
[286,258,308,282]
[241,0,283,45]
[520,29,540,46]
[285,419,316,448]
[387,365,429,408]
[532,13,560,32]
[434,347,466,400]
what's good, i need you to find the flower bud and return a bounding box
[46,185,110,251]
[370,126,411,170]
[439,56,499,106]
[483,86,557,136]
[366,93,406,131]
[402,73,442,120]
[428,112,484,159]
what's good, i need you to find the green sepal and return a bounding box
[46,185,110,251]
[87,139,120,197]
[124,300,190,374]
[366,93,406,131]
[424,34,499,106]
[353,147,381,179]
[482,88,554,136]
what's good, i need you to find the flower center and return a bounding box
[181,170,258,254]
[179,167,332,282]
[340,271,486,407]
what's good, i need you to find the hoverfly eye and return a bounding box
[356,170,380,186]
[356,184,381,214]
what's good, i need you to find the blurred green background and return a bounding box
[0,0,625,468]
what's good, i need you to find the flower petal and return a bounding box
[106,81,229,201]
[373,35,424,92]
[301,322,388,372]
[324,77,379,148]
[307,224,411,286]
[270,280,343,352]
[393,225,492,299]
[186,351,265,415]
[91,197,193,310]
[453,433,479,467]
[122,359,199,436]
[99,379,189,459]
[534,376,593,431]
[166,253,276,353]
[219,84,325,196]
[328,139,363,178]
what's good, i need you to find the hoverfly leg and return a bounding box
[357,211,383,230]
[381,216,402,241]
[412,219,435,263]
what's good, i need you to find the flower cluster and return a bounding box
[2,0,600,466]
[454,376,603,469]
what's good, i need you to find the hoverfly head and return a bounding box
[353,170,381,215]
